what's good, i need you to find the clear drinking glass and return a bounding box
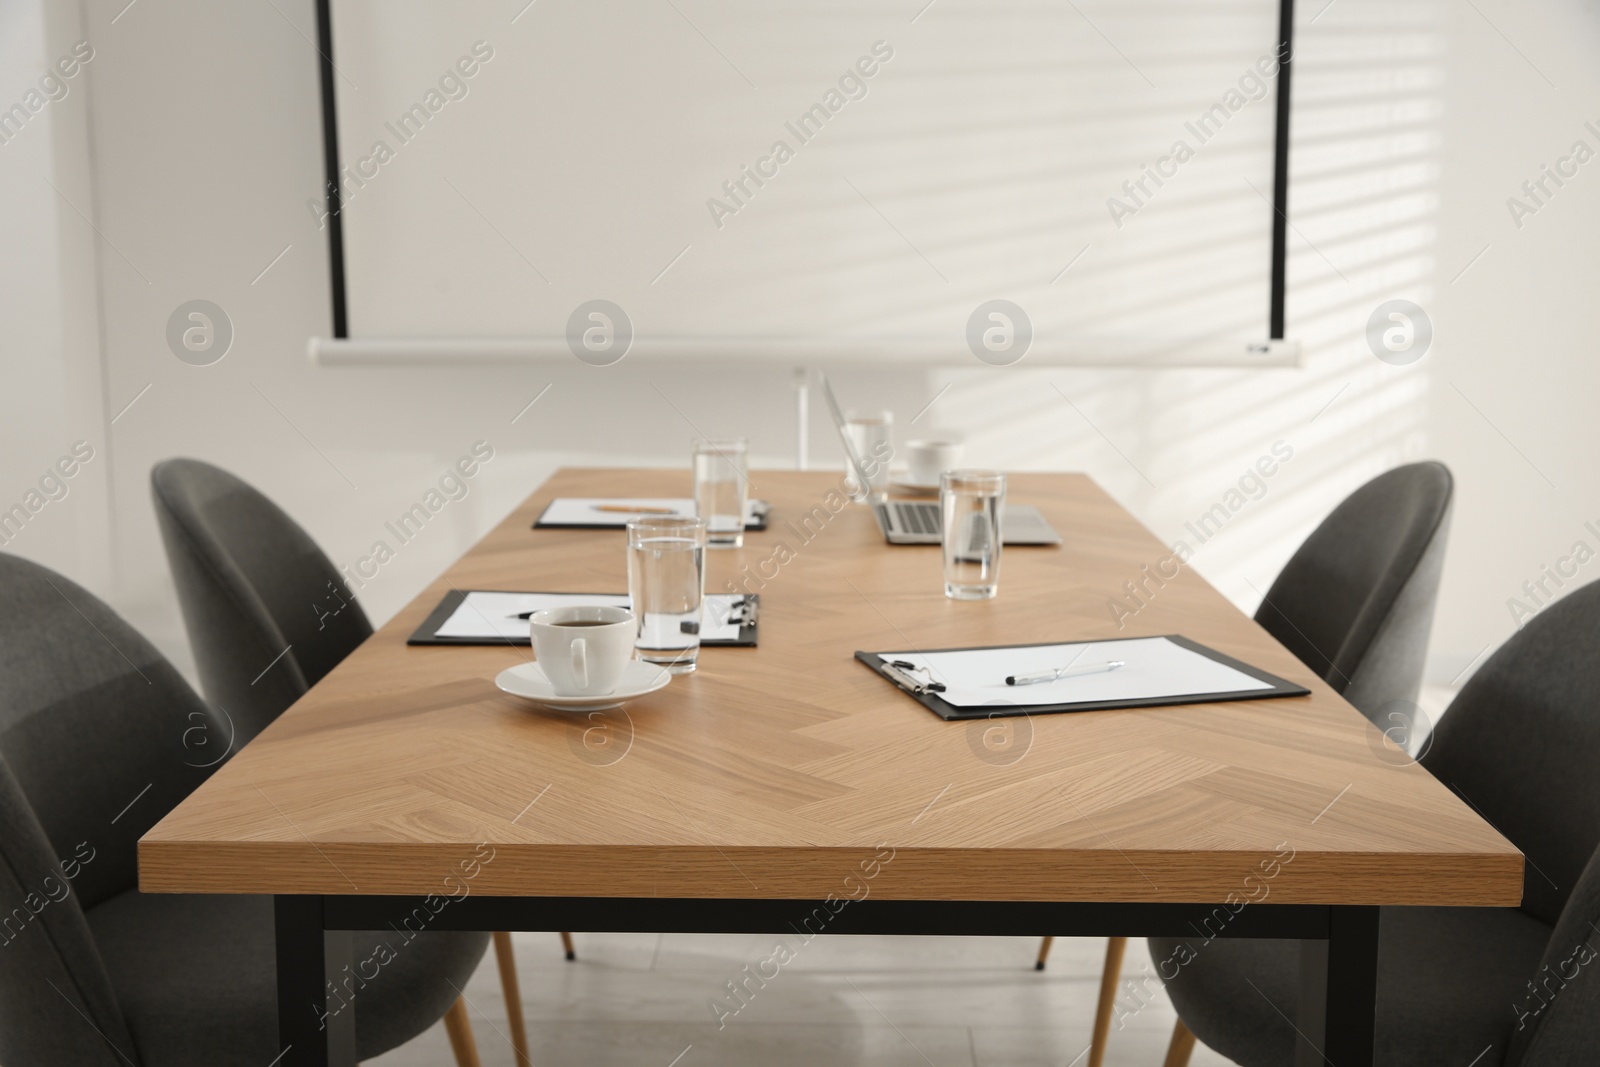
[627,516,707,673]
[844,409,893,503]
[692,438,749,548]
[941,469,1005,600]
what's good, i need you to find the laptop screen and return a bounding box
[817,372,876,494]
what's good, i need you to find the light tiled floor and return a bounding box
[367,932,1239,1067]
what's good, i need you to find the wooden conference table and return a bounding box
[140,469,1522,1066]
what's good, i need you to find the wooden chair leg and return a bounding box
[1034,935,1054,970]
[442,996,483,1067]
[560,929,576,960]
[1162,1017,1197,1067]
[492,931,533,1067]
[1088,936,1128,1067]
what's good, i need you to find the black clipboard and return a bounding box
[855,635,1309,721]
[533,499,770,531]
[408,590,759,647]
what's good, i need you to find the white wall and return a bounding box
[0,0,110,592]
[6,0,1598,688]
[1426,0,1600,679]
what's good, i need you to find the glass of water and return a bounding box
[627,516,707,673]
[941,470,1005,600]
[692,438,748,548]
[844,409,893,503]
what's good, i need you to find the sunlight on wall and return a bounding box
[895,1,1443,631]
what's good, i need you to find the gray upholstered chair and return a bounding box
[151,457,560,1067]
[1045,462,1455,1067]
[1150,575,1600,1065]
[150,458,376,748]
[0,552,488,1066]
[1251,460,1453,717]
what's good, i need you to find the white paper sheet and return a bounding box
[537,498,766,527]
[434,591,748,643]
[879,637,1273,709]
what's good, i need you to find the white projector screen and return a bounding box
[323,0,1284,360]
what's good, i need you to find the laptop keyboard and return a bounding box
[892,502,941,536]
[888,501,1060,544]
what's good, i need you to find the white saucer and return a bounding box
[495,660,671,711]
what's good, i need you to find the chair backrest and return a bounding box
[1254,461,1452,719]
[0,553,227,1066]
[1422,579,1600,1064]
[151,458,372,746]
[1422,578,1600,926]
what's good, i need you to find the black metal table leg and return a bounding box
[1295,935,1329,1067]
[275,895,355,1067]
[290,894,1352,1065]
[1323,906,1380,1066]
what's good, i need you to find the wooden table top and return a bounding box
[140,468,1522,905]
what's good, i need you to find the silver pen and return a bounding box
[1005,660,1125,687]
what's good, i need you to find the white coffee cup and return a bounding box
[906,438,965,487]
[528,605,635,697]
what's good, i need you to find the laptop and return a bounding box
[818,372,1062,547]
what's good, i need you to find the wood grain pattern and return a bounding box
[139,470,1522,905]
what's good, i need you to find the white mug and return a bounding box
[906,438,965,487]
[528,605,635,696]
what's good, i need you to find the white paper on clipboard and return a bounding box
[434,591,747,644]
[878,636,1274,709]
